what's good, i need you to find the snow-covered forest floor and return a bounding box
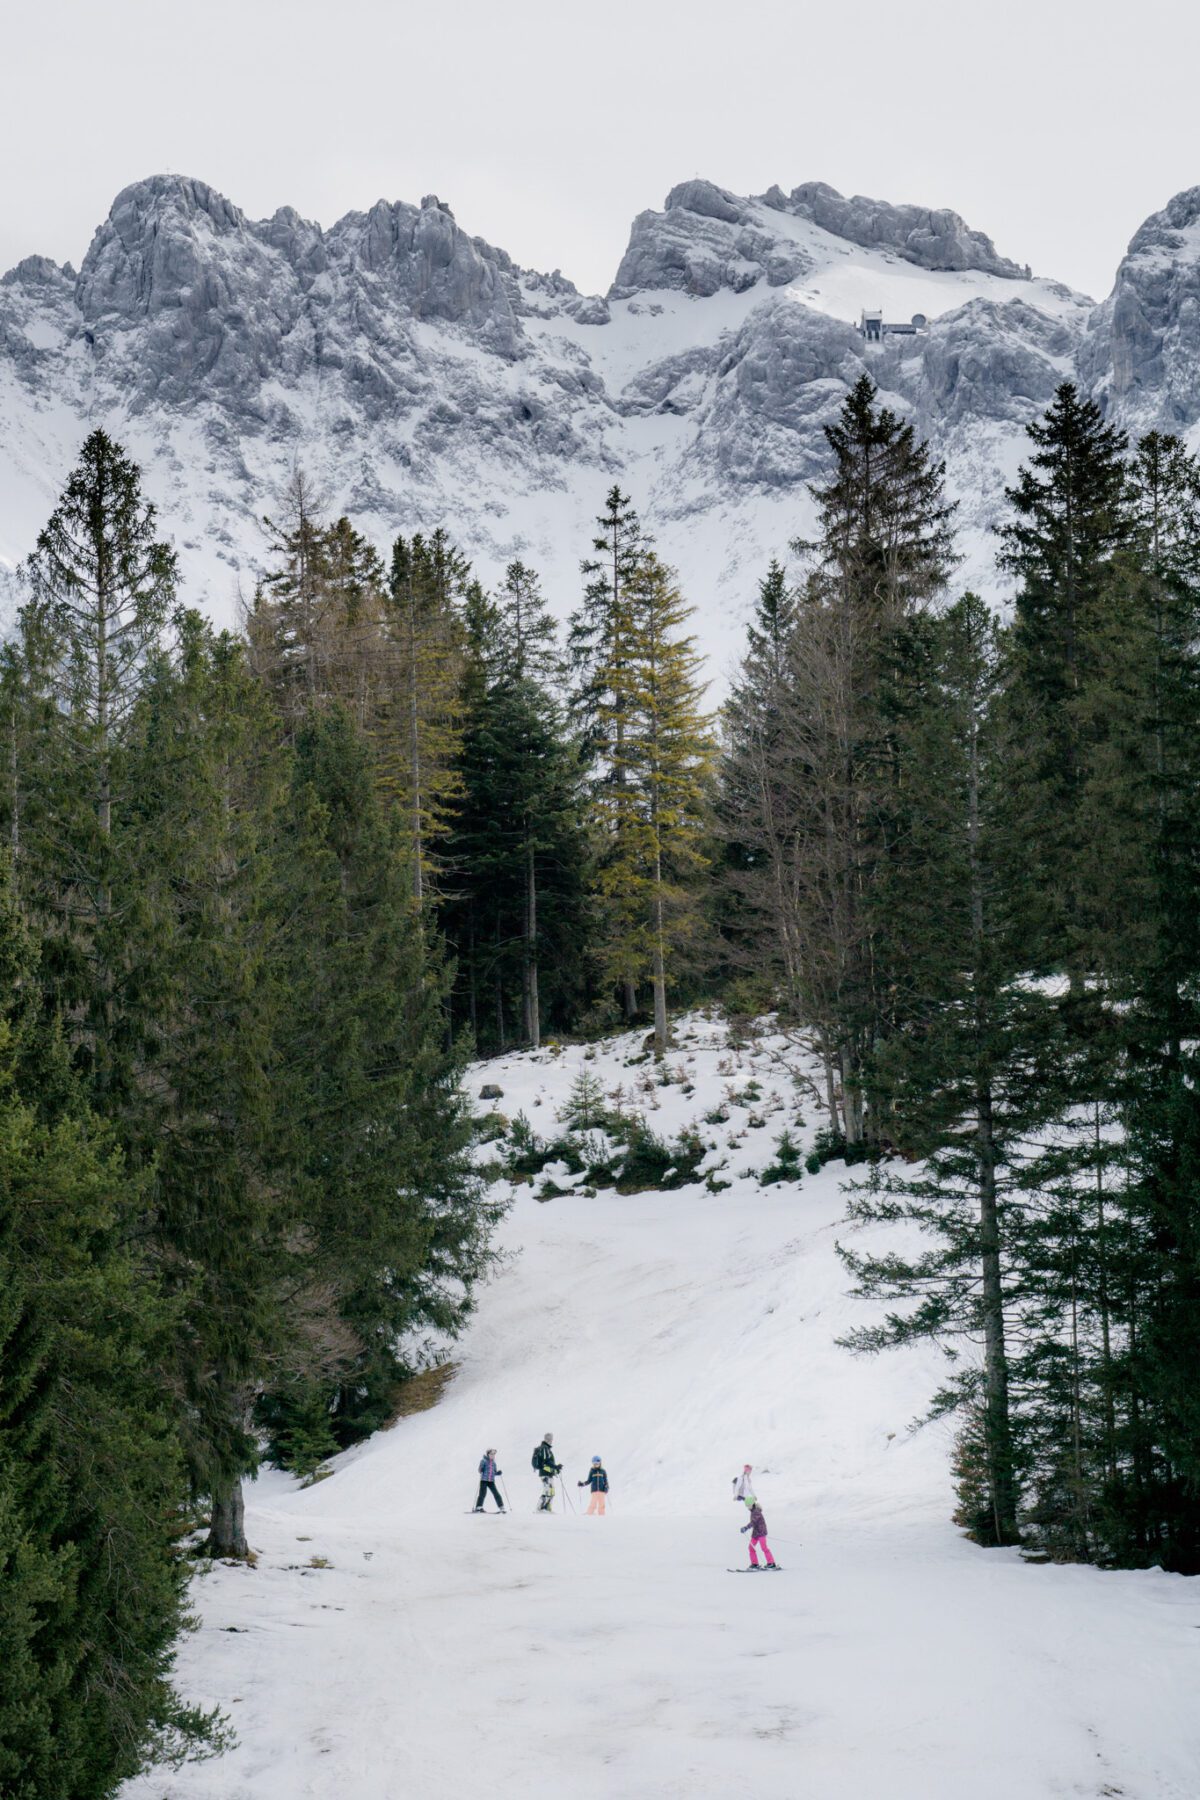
[123,1017,1200,1800]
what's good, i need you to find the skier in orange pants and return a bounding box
[578,1456,609,1514]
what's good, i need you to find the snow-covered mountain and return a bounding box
[4,174,1200,679]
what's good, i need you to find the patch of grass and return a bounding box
[386,1362,460,1426]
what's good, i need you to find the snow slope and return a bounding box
[122,1017,1199,1800]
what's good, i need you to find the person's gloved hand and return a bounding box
[578,1480,585,1487]
[740,1524,750,1533]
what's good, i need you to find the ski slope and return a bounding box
[123,1018,1200,1800]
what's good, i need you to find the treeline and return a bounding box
[0,437,498,1795]
[243,476,715,1057]
[721,377,1200,1574]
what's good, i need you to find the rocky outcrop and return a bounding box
[778,182,1027,278]
[1082,187,1200,433]
[611,180,812,298]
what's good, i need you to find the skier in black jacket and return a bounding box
[532,1432,561,1511]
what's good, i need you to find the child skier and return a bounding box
[474,1450,504,1512]
[740,1495,778,1569]
[532,1432,562,1512]
[577,1455,609,1514]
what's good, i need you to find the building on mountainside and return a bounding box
[858,309,928,341]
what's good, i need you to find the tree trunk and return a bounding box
[841,1046,863,1144]
[494,916,506,1051]
[820,1038,841,1136]
[651,870,668,1058]
[1093,1103,1118,1489]
[966,656,1018,1546]
[523,837,540,1049]
[977,1085,1019,1544]
[207,1476,249,1559]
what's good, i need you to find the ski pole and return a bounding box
[559,1477,576,1514]
[500,1474,512,1510]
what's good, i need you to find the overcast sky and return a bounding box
[3,0,1197,302]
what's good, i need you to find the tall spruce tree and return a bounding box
[997,382,1133,978]
[0,858,217,1796]
[444,570,590,1050]
[126,615,296,1558]
[728,377,957,1138]
[571,487,648,1020]
[19,430,176,1109]
[839,596,1060,1545]
[263,701,499,1456]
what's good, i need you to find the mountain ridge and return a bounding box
[3,173,1198,680]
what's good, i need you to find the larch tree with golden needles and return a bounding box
[385,529,468,903]
[592,550,713,1053]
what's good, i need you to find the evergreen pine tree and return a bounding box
[0,857,217,1795]
[997,382,1133,977]
[570,487,647,1020]
[19,430,176,1108]
[840,596,1057,1545]
[444,570,590,1050]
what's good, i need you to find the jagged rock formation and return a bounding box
[1082,186,1200,433]
[2,173,1199,677]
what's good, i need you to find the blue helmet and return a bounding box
[591,1455,601,1464]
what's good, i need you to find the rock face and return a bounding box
[782,182,1027,278]
[2,172,1200,680]
[1082,187,1200,433]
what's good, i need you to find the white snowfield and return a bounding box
[123,1018,1200,1800]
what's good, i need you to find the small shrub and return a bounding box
[559,1068,607,1131]
[806,1126,847,1173]
[760,1129,805,1186]
[474,1111,509,1144]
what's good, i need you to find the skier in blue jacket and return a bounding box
[474,1450,504,1512]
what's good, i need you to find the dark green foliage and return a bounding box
[501,1103,708,1196]
[760,1129,804,1186]
[268,702,499,1441]
[0,862,223,1796]
[0,436,503,1779]
[820,398,1200,1568]
[444,565,592,1051]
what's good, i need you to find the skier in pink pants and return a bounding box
[740,1496,778,1569]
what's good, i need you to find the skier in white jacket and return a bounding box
[733,1463,755,1502]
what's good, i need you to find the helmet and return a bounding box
[591,1456,601,1465]
[543,1432,554,1444]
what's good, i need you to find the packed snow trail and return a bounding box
[123,1020,1200,1800]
